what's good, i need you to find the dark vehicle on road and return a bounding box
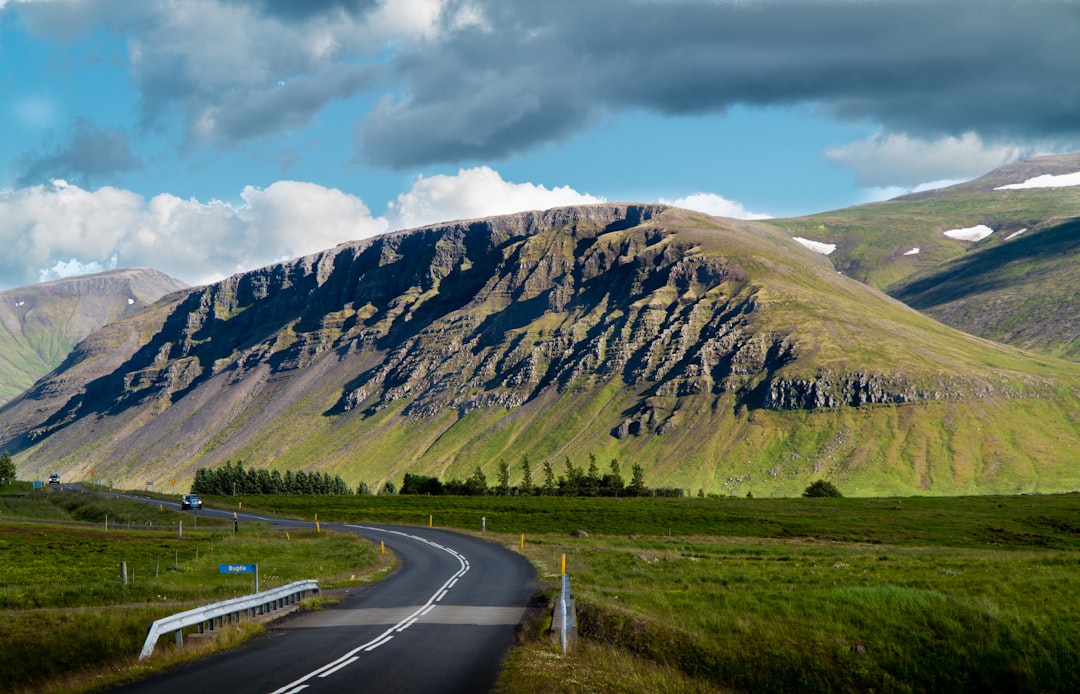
[47,474,60,485]
[181,494,202,510]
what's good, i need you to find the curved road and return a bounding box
[107,501,537,694]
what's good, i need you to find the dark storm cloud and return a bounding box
[208,65,378,142]
[16,118,141,187]
[13,0,1075,171]
[227,0,379,21]
[360,0,1080,167]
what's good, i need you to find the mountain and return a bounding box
[0,269,188,404]
[772,153,1080,359]
[1,204,1077,496]
[888,218,1079,361]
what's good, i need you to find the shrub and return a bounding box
[803,480,843,498]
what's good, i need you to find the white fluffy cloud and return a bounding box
[826,132,1025,188]
[659,193,771,220]
[385,166,605,230]
[0,179,388,288]
[0,168,613,289]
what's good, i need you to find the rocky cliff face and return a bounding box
[18,205,897,438]
[2,204,1075,494]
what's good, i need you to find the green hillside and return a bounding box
[772,187,1079,290]
[0,269,187,404]
[3,205,1077,496]
[769,154,1079,359]
[888,218,1079,361]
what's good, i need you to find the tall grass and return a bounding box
[497,527,1080,692]
[0,489,383,693]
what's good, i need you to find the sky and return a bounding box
[1,0,1078,290]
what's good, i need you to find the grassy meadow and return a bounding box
[221,491,1080,693]
[2,484,1079,692]
[0,483,384,694]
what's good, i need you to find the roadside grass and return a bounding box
[5,488,1079,692]
[0,488,385,694]
[216,492,1080,550]
[227,492,1080,691]
[505,535,1080,692]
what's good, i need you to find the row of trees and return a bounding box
[397,455,684,498]
[192,460,352,496]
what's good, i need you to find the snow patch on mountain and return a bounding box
[943,225,993,242]
[996,171,1080,190]
[793,237,837,255]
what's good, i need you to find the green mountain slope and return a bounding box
[770,153,1080,358]
[0,269,188,404]
[1,205,1076,496]
[888,218,1079,361]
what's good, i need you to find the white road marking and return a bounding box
[363,635,394,652]
[268,526,469,694]
[317,657,358,678]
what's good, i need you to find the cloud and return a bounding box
[0,167,605,289]
[356,0,1080,168]
[39,255,118,283]
[385,166,604,230]
[858,178,971,204]
[0,179,387,288]
[15,118,141,188]
[13,1,1078,174]
[659,193,771,220]
[825,132,1026,188]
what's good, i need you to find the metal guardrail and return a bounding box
[139,580,319,660]
[552,573,576,654]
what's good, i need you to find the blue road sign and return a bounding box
[219,564,257,574]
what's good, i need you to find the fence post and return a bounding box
[554,572,576,655]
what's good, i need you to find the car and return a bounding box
[181,494,203,510]
[47,474,60,485]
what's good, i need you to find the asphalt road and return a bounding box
[104,499,537,694]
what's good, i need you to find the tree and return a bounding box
[542,461,557,496]
[401,473,444,495]
[628,463,646,497]
[0,451,15,484]
[380,480,397,495]
[356,481,372,495]
[519,455,534,496]
[602,458,625,496]
[803,480,843,498]
[584,454,602,496]
[496,459,511,496]
[561,456,584,496]
[465,466,488,496]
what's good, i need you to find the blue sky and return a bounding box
[1,0,1077,289]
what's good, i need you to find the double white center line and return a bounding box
[270,526,470,694]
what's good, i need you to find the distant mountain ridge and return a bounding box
[895,152,1080,200]
[2,204,1076,496]
[775,152,1080,359]
[0,269,187,404]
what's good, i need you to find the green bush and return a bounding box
[803,480,843,498]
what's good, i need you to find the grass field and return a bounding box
[217,491,1080,693]
[0,484,385,694]
[2,485,1078,692]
